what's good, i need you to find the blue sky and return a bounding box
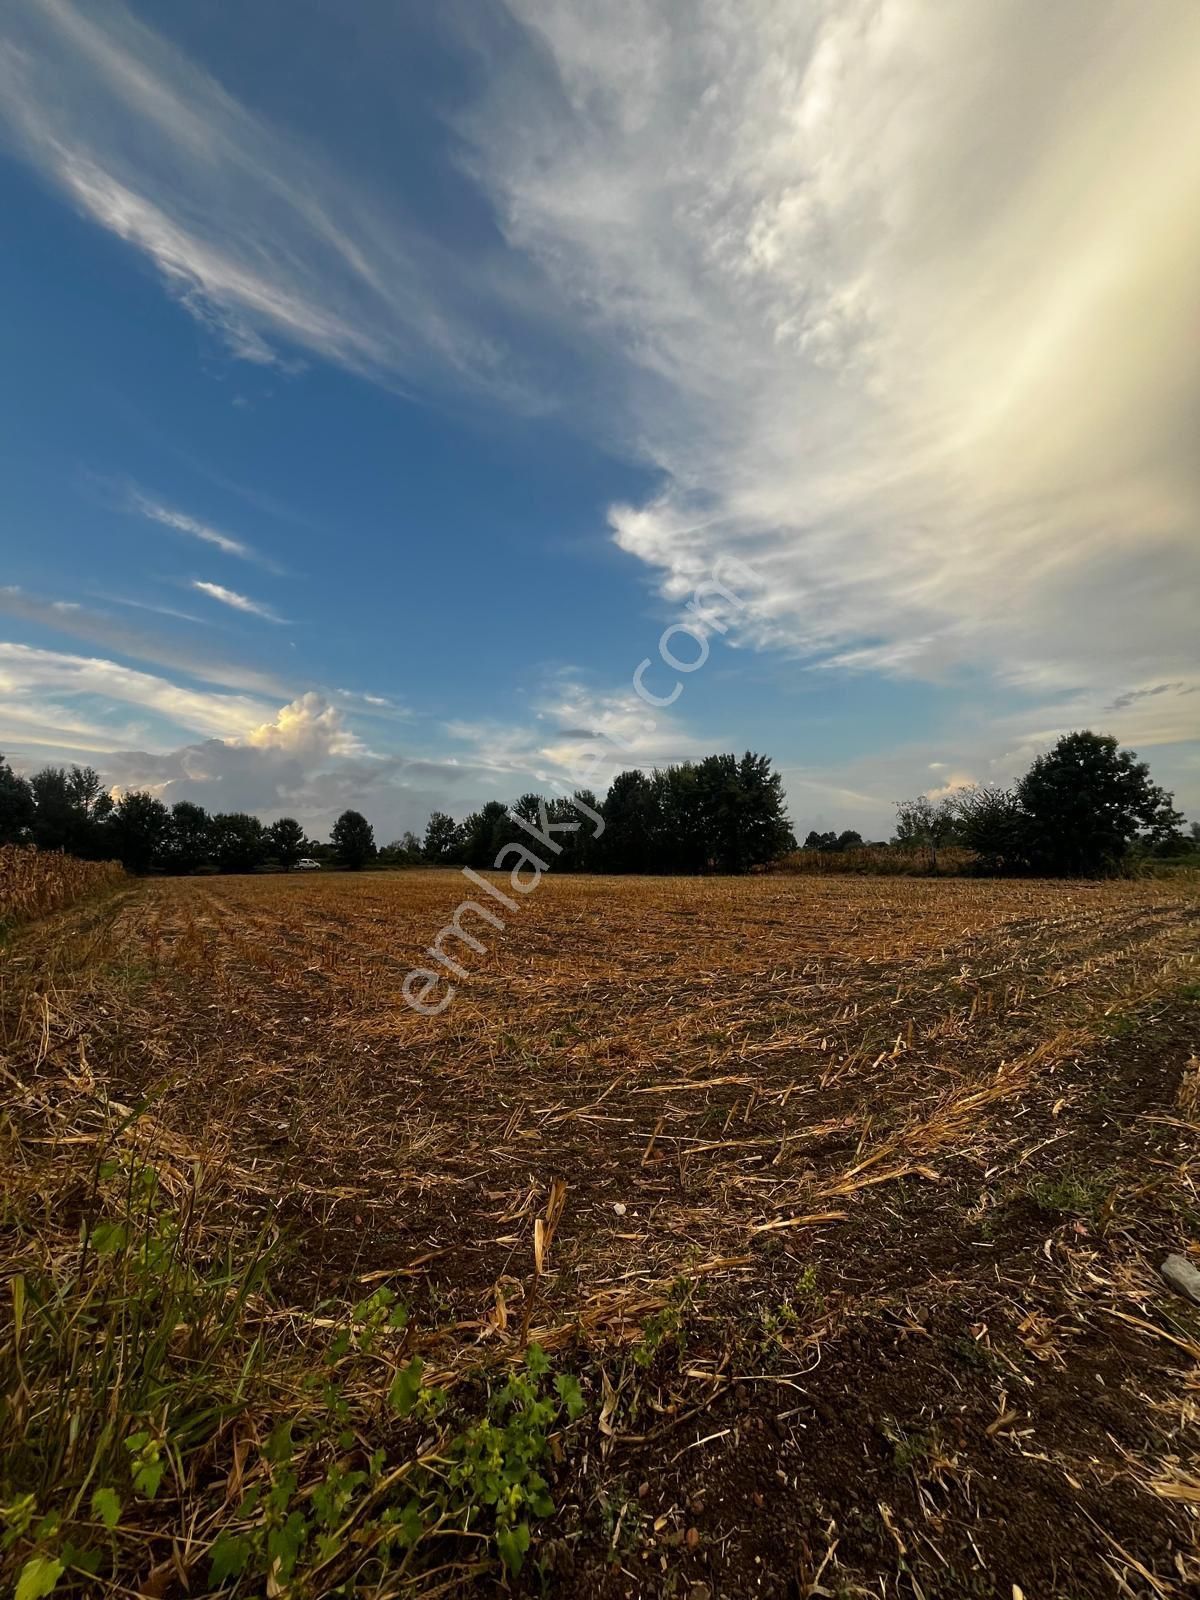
[2,0,1197,842]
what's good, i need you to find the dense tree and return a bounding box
[460,800,513,868]
[693,752,793,873]
[422,810,464,865]
[26,765,114,857]
[67,767,111,826]
[803,828,863,853]
[0,753,35,844]
[110,791,170,873]
[332,809,376,870]
[553,790,602,872]
[599,770,660,873]
[591,753,791,874]
[951,787,1031,875]
[378,832,423,866]
[29,768,78,854]
[164,802,213,874]
[1017,731,1183,876]
[268,816,306,870]
[893,794,960,866]
[656,763,706,872]
[211,813,268,874]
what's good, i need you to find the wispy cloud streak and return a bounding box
[192,580,283,623]
[130,491,255,561]
[0,0,535,398]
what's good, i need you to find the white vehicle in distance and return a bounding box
[295,857,322,870]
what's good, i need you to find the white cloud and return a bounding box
[100,595,209,625]
[129,490,257,562]
[2,0,1197,823]
[97,697,536,838]
[243,692,363,758]
[0,640,275,745]
[443,671,711,796]
[462,0,1200,730]
[0,0,535,398]
[0,585,288,696]
[926,773,977,803]
[192,581,282,623]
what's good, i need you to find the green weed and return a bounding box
[632,1278,694,1369]
[1026,1169,1113,1222]
[1,1148,587,1596]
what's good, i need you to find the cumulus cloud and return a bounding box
[102,694,361,810]
[99,694,541,838]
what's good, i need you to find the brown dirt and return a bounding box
[5,869,1199,1596]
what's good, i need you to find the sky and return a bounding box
[1,0,1198,844]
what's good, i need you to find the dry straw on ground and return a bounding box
[2,867,1198,1597]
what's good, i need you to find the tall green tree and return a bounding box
[599,770,660,873]
[893,794,960,866]
[461,800,513,868]
[952,787,1031,875]
[1017,731,1183,876]
[656,763,705,872]
[332,809,376,870]
[693,752,792,873]
[422,810,464,865]
[110,791,169,873]
[27,765,113,857]
[268,816,306,870]
[211,813,268,874]
[552,791,602,872]
[165,801,213,874]
[29,768,77,854]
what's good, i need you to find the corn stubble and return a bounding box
[2,866,1198,1596]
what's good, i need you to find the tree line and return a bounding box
[3,733,1190,879]
[0,750,795,876]
[866,732,1188,876]
[421,752,794,874]
[0,754,381,874]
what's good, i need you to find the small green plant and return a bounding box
[1,1144,587,1596]
[883,1419,938,1475]
[632,1278,694,1369]
[448,1343,585,1575]
[795,1263,820,1300]
[757,1298,799,1348]
[1026,1169,1113,1222]
[755,1267,821,1351]
[952,1333,1003,1374]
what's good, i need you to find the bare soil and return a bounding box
[5,870,1199,1596]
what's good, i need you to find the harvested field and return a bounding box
[3,869,1199,1598]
